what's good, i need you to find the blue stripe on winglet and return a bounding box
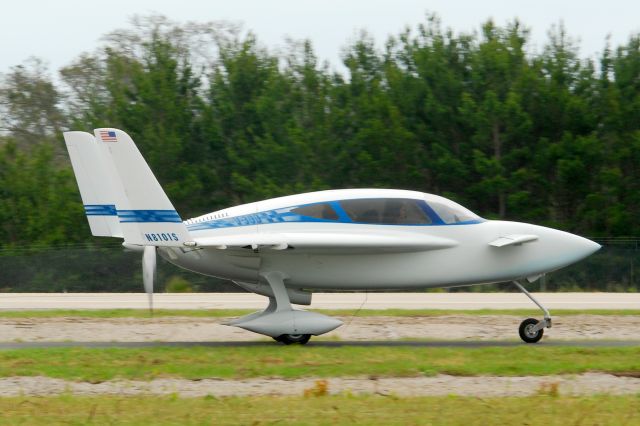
[117,210,182,223]
[84,204,117,216]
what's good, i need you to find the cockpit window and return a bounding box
[427,200,481,224]
[340,198,432,225]
[291,203,339,220]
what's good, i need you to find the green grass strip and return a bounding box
[0,394,639,425]
[0,346,638,381]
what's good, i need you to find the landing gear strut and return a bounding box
[227,271,342,343]
[513,281,552,343]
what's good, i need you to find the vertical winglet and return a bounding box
[63,131,123,238]
[95,128,193,246]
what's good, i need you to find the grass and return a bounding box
[0,394,639,425]
[0,346,638,381]
[0,308,638,318]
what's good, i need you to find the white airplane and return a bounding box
[64,128,601,344]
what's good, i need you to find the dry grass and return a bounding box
[0,394,639,425]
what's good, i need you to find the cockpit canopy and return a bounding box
[339,198,431,224]
[424,198,481,225]
[290,196,482,225]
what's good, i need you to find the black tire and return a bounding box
[276,334,311,345]
[519,318,544,343]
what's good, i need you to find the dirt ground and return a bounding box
[1,315,639,397]
[0,373,638,397]
[0,314,639,342]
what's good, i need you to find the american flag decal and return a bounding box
[99,130,117,142]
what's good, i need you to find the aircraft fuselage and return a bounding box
[158,189,599,292]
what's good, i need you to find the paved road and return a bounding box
[0,340,637,350]
[0,292,639,310]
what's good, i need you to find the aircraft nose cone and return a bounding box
[489,221,602,277]
[564,233,601,263]
[586,238,602,254]
[576,235,601,257]
[532,226,602,271]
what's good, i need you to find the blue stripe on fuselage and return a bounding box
[186,209,336,231]
[186,201,484,231]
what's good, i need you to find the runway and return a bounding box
[1,292,639,310]
[0,340,638,350]
[1,294,637,348]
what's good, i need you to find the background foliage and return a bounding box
[0,15,638,291]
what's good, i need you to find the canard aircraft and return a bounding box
[64,129,601,344]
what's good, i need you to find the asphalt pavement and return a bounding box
[0,292,639,310]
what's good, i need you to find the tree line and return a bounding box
[1,14,640,251]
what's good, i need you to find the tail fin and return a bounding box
[63,131,123,238]
[94,128,193,247]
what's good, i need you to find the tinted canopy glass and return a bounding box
[427,199,481,224]
[291,203,339,220]
[340,198,431,225]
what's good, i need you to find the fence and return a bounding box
[0,242,235,293]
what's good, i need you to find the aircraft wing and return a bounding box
[193,232,458,252]
[489,234,539,247]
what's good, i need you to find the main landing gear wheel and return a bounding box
[519,318,544,343]
[274,334,312,345]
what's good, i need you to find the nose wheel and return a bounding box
[519,318,544,343]
[513,281,552,344]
